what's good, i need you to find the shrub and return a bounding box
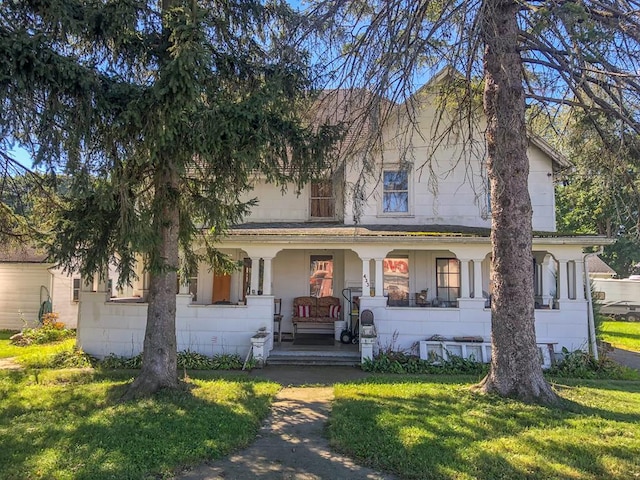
[48,347,96,368]
[99,351,246,370]
[99,353,143,369]
[362,351,489,375]
[13,312,75,346]
[547,347,638,380]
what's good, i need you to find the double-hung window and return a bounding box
[72,278,81,302]
[383,170,409,213]
[310,180,335,219]
[436,258,461,304]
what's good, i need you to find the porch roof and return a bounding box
[227,223,612,246]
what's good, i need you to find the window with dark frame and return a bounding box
[436,258,461,304]
[310,180,335,218]
[72,278,81,302]
[383,170,409,213]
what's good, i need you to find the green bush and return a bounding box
[100,351,246,370]
[362,351,489,375]
[14,312,75,346]
[99,353,143,369]
[48,347,96,368]
[547,347,638,380]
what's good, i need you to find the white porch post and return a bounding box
[362,258,371,295]
[178,281,189,295]
[250,257,261,294]
[574,259,585,300]
[81,276,94,292]
[374,258,384,297]
[262,257,273,295]
[472,259,483,298]
[96,267,109,293]
[459,259,471,299]
[540,255,552,306]
[558,259,569,300]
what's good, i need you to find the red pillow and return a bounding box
[329,304,341,318]
[297,305,311,317]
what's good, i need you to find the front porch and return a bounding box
[75,225,607,363]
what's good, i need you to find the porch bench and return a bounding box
[292,296,341,339]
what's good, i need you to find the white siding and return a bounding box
[0,264,52,329]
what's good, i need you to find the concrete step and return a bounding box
[267,353,361,366]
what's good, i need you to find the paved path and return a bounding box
[609,347,640,370]
[0,357,21,370]
[178,366,396,480]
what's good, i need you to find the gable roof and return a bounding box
[0,245,49,263]
[587,256,617,277]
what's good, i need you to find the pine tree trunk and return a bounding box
[475,0,558,405]
[122,167,179,400]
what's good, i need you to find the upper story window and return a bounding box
[310,180,335,219]
[383,170,409,213]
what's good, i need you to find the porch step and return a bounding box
[267,351,361,366]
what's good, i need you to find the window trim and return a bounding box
[72,278,81,302]
[309,180,335,220]
[384,255,410,306]
[380,169,412,216]
[435,258,461,304]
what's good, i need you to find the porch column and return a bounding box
[558,259,569,300]
[178,280,189,295]
[574,259,585,300]
[96,267,109,293]
[541,255,552,306]
[459,259,470,299]
[374,258,384,297]
[81,276,94,292]
[362,258,371,295]
[262,257,273,295]
[472,259,483,298]
[250,257,261,295]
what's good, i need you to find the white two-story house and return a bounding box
[76,77,611,365]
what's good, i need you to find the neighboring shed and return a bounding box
[0,247,78,329]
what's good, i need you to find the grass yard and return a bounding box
[600,320,640,352]
[0,330,78,368]
[0,369,279,480]
[330,376,640,480]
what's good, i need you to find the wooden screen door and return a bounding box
[212,272,231,303]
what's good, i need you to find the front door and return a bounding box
[212,272,231,303]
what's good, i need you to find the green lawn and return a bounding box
[0,330,78,367]
[0,369,279,480]
[600,320,640,352]
[330,376,640,480]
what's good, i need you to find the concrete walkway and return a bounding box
[178,366,397,480]
[609,347,640,371]
[0,357,21,370]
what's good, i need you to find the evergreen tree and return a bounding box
[1,0,339,398]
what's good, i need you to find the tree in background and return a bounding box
[555,112,640,277]
[307,0,640,404]
[1,0,339,398]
